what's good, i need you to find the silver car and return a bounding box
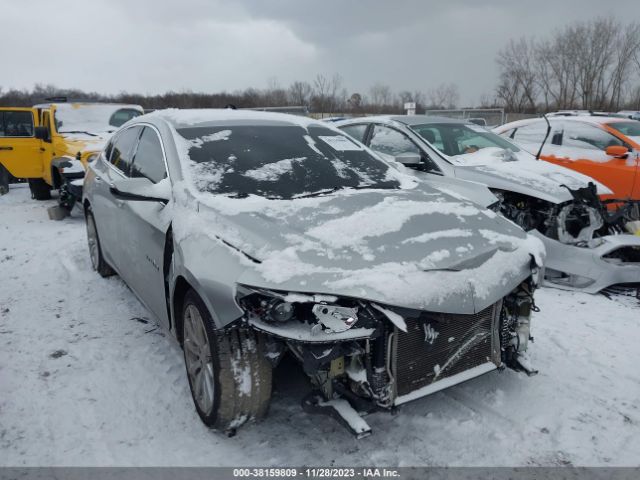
[83,109,543,437]
[336,116,640,293]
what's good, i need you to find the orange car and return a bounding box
[494,115,640,202]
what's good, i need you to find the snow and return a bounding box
[449,147,518,166]
[372,303,407,332]
[1,184,640,466]
[402,229,473,244]
[52,103,143,134]
[150,108,321,129]
[189,129,232,148]
[244,157,306,181]
[305,198,482,250]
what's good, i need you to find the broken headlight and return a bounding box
[236,286,373,337]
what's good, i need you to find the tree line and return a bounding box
[0,77,460,116]
[494,16,640,113]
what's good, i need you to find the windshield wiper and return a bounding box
[58,130,99,137]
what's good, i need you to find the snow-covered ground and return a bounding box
[1,183,639,467]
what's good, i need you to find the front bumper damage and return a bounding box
[238,278,537,437]
[532,230,640,293]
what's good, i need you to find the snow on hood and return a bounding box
[453,148,612,204]
[173,184,544,313]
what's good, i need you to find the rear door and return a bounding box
[89,125,143,271]
[115,125,171,325]
[0,108,44,179]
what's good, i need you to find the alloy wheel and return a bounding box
[183,303,215,414]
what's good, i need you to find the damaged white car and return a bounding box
[83,109,544,437]
[336,116,640,293]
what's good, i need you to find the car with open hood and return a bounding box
[83,109,543,436]
[336,115,640,293]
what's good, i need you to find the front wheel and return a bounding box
[182,289,272,432]
[28,178,51,200]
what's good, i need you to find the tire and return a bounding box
[28,178,51,200]
[85,209,115,277]
[181,289,272,432]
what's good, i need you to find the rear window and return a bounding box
[109,108,143,128]
[0,111,34,137]
[177,124,400,199]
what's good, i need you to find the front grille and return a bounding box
[393,303,500,397]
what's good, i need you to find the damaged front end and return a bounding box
[494,183,640,293]
[235,279,537,437]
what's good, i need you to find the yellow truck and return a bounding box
[0,102,143,208]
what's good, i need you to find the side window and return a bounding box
[561,122,625,151]
[109,126,142,176]
[369,125,420,157]
[339,124,368,143]
[0,111,34,137]
[414,126,445,151]
[130,127,167,183]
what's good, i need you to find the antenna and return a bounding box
[536,114,551,160]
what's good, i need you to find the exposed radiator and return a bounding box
[392,302,501,397]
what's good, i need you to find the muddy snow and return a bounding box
[1,183,639,466]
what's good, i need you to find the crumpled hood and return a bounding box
[187,186,544,313]
[454,153,612,204]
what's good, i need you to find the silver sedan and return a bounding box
[83,109,543,436]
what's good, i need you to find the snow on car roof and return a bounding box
[149,108,322,129]
[338,115,468,126]
[496,115,629,132]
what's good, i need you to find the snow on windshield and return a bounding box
[54,104,142,134]
[244,157,307,181]
[174,124,412,200]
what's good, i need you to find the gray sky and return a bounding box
[2,0,638,104]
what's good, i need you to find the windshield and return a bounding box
[54,104,142,134]
[412,122,521,166]
[608,121,640,138]
[177,124,400,199]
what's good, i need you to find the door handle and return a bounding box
[0,146,13,151]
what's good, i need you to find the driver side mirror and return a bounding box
[110,177,170,205]
[605,145,629,158]
[34,126,50,142]
[394,152,422,166]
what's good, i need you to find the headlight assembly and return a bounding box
[236,285,375,340]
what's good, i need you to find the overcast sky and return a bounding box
[2,0,639,104]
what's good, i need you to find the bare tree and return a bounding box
[496,38,538,112]
[288,81,312,106]
[497,16,640,113]
[427,83,459,109]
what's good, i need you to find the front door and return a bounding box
[114,126,171,326]
[0,108,44,179]
[545,121,638,200]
